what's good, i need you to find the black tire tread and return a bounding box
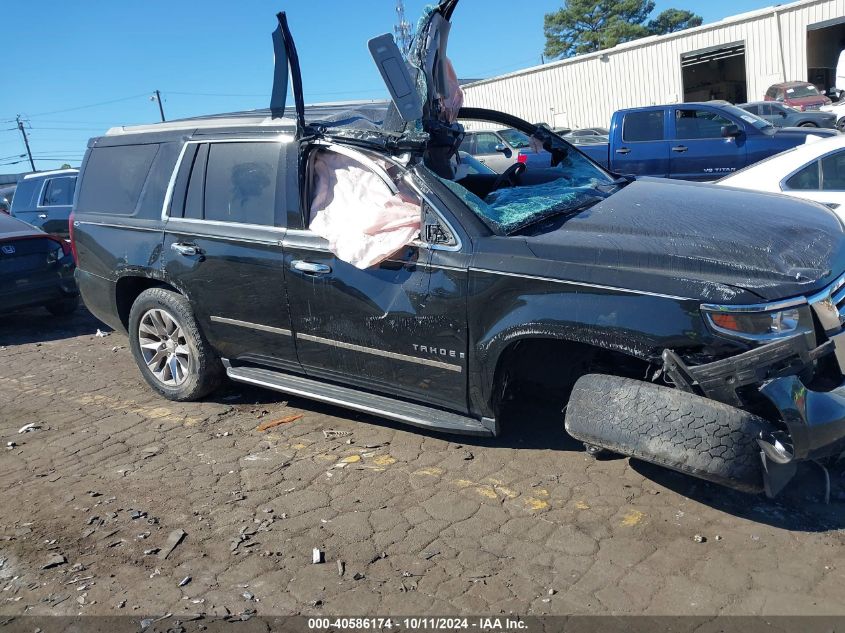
[128,287,223,402]
[565,373,773,493]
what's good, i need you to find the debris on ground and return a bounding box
[323,429,352,439]
[312,548,324,564]
[352,572,364,580]
[693,534,707,543]
[715,535,723,541]
[178,576,191,587]
[6,441,16,449]
[17,423,41,434]
[41,554,66,569]
[158,529,186,560]
[257,414,303,432]
[422,550,440,560]
[95,329,110,338]
[337,560,345,576]
[242,591,255,601]
[463,451,474,461]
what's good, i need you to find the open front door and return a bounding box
[271,11,305,133]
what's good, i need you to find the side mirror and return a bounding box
[494,143,512,158]
[721,124,741,138]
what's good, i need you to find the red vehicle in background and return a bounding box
[764,81,832,111]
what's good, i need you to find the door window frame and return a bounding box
[300,140,463,253]
[781,148,845,192]
[621,109,667,143]
[161,136,293,231]
[37,175,77,208]
[671,107,736,140]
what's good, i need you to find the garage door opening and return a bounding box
[807,18,845,96]
[681,43,747,104]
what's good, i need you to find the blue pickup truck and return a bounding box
[576,102,837,181]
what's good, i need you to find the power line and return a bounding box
[15,93,149,119]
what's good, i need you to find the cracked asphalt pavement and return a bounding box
[2,306,845,617]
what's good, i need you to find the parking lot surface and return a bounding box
[2,307,845,617]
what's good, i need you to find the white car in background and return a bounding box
[718,135,845,215]
[821,101,845,130]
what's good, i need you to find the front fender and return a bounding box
[466,270,717,417]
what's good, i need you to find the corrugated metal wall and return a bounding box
[461,0,845,129]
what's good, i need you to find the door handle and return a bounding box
[38,213,47,219]
[672,145,688,153]
[171,242,200,256]
[292,260,331,275]
[615,148,631,155]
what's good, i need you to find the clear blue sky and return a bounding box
[1,0,777,174]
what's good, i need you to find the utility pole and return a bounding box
[16,115,35,172]
[151,90,166,122]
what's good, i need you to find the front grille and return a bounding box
[808,273,845,334]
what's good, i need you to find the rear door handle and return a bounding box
[171,242,200,256]
[292,260,331,275]
[615,147,631,155]
[672,145,688,153]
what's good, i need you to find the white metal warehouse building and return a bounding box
[461,0,845,129]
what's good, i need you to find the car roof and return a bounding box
[105,101,390,137]
[771,81,813,88]
[21,168,78,180]
[0,211,45,238]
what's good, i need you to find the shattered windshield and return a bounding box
[438,141,616,234]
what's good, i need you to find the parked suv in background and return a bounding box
[738,101,836,128]
[10,169,77,237]
[765,81,832,111]
[73,2,845,499]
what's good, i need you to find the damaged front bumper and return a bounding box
[664,330,845,496]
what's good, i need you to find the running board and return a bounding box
[225,364,496,437]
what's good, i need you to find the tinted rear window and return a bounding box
[203,142,279,225]
[622,111,664,142]
[9,179,40,213]
[41,176,76,206]
[77,144,159,215]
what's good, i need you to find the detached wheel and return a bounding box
[565,374,775,493]
[128,287,222,401]
[45,296,79,316]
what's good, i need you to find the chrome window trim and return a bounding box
[297,332,463,373]
[160,136,293,223]
[311,141,399,195]
[210,316,291,336]
[75,220,162,233]
[165,216,286,234]
[405,175,463,252]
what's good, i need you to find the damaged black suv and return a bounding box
[73,1,845,497]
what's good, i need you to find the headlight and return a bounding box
[702,303,814,342]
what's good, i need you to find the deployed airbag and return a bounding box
[310,150,421,269]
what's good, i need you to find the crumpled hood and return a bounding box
[524,178,845,303]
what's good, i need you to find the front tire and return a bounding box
[128,287,222,401]
[565,374,774,493]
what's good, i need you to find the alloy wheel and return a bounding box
[138,308,192,386]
